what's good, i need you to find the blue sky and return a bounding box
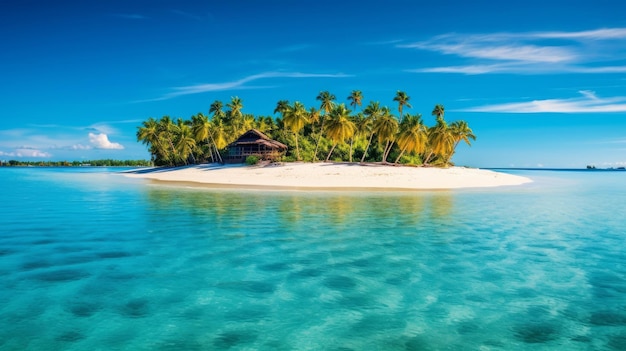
[1,0,626,168]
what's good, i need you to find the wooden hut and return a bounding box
[226,129,287,163]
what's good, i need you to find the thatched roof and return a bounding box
[228,129,287,150]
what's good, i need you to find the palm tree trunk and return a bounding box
[360,133,375,163]
[383,140,395,164]
[208,146,215,163]
[382,141,389,163]
[423,150,434,166]
[167,137,178,166]
[349,138,354,162]
[313,116,326,162]
[205,137,215,163]
[445,151,454,165]
[445,140,462,164]
[295,133,300,161]
[394,146,407,164]
[209,133,223,163]
[325,143,337,162]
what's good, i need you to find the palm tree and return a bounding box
[227,96,244,135]
[273,100,290,139]
[394,113,428,164]
[317,91,336,116]
[175,118,197,164]
[308,107,320,134]
[424,113,454,166]
[137,117,164,164]
[157,116,180,166]
[283,101,309,160]
[324,104,355,162]
[227,96,243,119]
[360,101,383,163]
[274,100,290,116]
[372,107,399,163]
[241,114,255,132]
[211,117,228,151]
[393,91,412,122]
[255,115,274,135]
[209,100,225,120]
[348,112,365,162]
[192,113,222,163]
[432,104,445,121]
[347,90,363,111]
[191,113,210,162]
[314,91,336,161]
[447,120,476,163]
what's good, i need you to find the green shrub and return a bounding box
[245,155,260,165]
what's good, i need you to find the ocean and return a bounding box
[0,167,625,350]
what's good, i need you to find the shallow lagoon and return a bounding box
[1,167,625,350]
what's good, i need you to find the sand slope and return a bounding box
[124,163,532,190]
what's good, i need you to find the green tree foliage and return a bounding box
[393,91,412,122]
[136,95,475,167]
[282,101,309,161]
[0,159,151,167]
[324,104,356,162]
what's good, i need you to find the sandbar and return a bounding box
[123,163,532,190]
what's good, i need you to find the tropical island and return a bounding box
[137,91,474,166]
[130,91,531,189]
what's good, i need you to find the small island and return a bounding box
[131,91,532,189]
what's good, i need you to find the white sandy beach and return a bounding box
[124,163,532,190]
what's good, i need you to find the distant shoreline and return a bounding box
[123,162,532,191]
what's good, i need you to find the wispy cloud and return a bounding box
[462,90,626,113]
[86,123,121,136]
[140,71,351,102]
[534,28,626,40]
[0,149,51,158]
[402,28,626,74]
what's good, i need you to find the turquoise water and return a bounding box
[1,167,625,350]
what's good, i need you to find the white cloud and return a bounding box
[410,62,527,75]
[88,133,124,150]
[462,91,626,113]
[0,149,51,158]
[402,27,626,74]
[534,28,626,40]
[402,39,575,63]
[139,71,351,102]
[72,144,92,150]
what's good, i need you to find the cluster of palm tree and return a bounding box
[136,91,475,167]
